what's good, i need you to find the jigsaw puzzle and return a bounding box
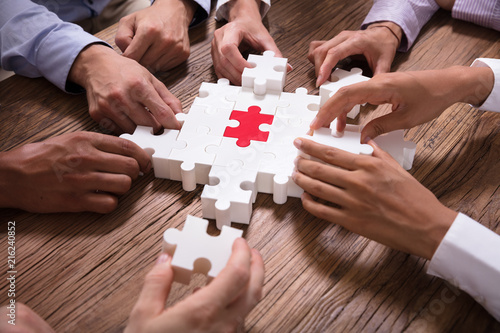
[121,51,416,229]
[163,215,242,284]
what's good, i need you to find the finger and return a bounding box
[307,40,327,63]
[373,53,393,75]
[301,192,346,224]
[292,168,351,207]
[293,138,362,171]
[139,82,181,130]
[311,80,385,130]
[197,238,252,307]
[226,248,265,317]
[294,156,350,189]
[106,108,137,134]
[80,192,119,214]
[122,26,155,63]
[115,16,135,53]
[131,253,174,319]
[222,42,251,76]
[91,134,152,173]
[92,152,141,179]
[361,111,409,142]
[317,40,361,87]
[311,34,350,81]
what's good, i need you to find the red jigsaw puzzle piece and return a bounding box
[223,105,274,147]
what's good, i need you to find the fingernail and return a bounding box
[291,170,297,181]
[316,75,323,87]
[293,156,300,166]
[287,64,294,71]
[146,161,152,173]
[310,116,319,129]
[293,138,302,149]
[156,253,170,265]
[363,136,371,144]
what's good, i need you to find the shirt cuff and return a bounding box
[470,58,500,113]
[215,0,271,22]
[361,0,439,52]
[452,0,500,31]
[427,213,500,321]
[36,23,109,93]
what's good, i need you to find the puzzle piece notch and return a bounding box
[162,215,243,284]
[120,126,186,179]
[176,104,238,140]
[223,105,274,147]
[242,50,288,95]
[319,68,370,119]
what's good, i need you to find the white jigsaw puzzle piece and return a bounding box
[201,164,257,229]
[169,127,221,191]
[320,68,370,119]
[242,50,288,95]
[120,126,186,179]
[176,104,237,140]
[162,215,242,284]
[192,78,241,112]
[277,87,320,124]
[373,130,417,170]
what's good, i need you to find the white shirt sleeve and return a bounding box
[471,58,500,113]
[427,213,500,321]
[215,0,271,21]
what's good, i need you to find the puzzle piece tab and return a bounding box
[223,105,274,147]
[163,215,242,284]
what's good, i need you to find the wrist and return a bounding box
[68,43,115,89]
[367,21,403,49]
[154,0,197,26]
[452,65,495,106]
[227,0,262,22]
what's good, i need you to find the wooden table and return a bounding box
[1,1,499,331]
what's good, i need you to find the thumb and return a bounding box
[131,253,174,319]
[361,112,408,143]
[115,16,136,53]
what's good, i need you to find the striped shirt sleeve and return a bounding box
[452,0,500,31]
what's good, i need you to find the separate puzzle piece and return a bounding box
[163,215,242,284]
[319,68,370,119]
[201,165,257,229]
[120,126,186,179]
[223,105,274,147]
[242,50,287,95]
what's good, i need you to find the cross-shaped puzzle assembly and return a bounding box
[121,51,417,283]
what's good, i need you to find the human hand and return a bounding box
[69,44,182,134]
[292,138,457,260]
[125,238,265,333]
[0,132,151,214]
[211,0,288,85]
[308,22,402,87]
[310,66,495,143]
[116,0,197,72]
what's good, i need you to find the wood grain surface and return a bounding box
[1,0,499,332]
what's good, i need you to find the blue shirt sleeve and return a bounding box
[0,0,109,93]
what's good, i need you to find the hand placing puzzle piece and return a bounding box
[162,215,243,284]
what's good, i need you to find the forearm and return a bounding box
[68,44,116,90]
[0,0,104,92]
[446,65,495,106]
[0,152,19,209]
